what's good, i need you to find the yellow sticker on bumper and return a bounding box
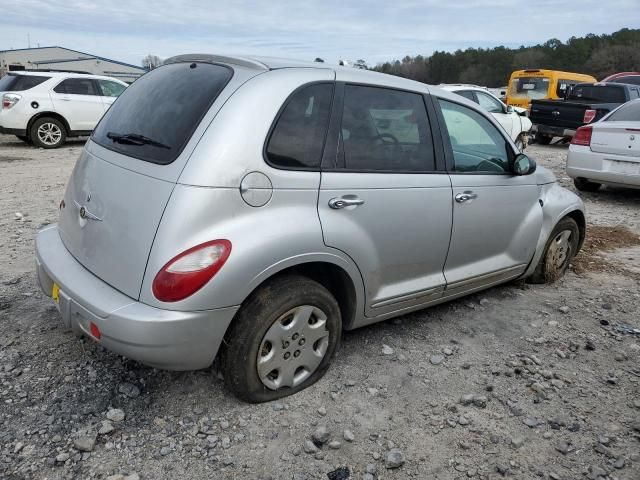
[52,283,60,304]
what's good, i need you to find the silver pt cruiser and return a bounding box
[36,55,585,402]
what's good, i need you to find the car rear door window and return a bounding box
[339,85,435,172]
[53,78,99,95]
[265,83,333,169]
[98,80,126,97]
[0,74,50,91]
[92,62,232,165]
[438,99,511,173]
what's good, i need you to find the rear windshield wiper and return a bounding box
[106,132,171,150]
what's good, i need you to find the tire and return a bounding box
[535,133,552,145]
[30,117,66,149]
[15,135,30,143]
[528,217,580,284]
[221,275,342,403]
[573,177,601,192]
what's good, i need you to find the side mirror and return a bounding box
[506,105,514,114]
[513,153,536,175]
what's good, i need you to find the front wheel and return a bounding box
[221,275,341,402]
[528,217,580,284]
[30,117,67,149]
[515,134,527,151]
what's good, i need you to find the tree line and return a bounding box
[373,28,640,87]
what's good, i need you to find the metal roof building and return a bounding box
[0,46,146,83]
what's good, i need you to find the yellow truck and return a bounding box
[506,69,596,109]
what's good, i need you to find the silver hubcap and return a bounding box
[548,229,572,268]
[257,305,330,390]
[37,123,62,146]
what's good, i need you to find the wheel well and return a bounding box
[566,210,586,252]
[249,262,358,330]
[27,112,70,138]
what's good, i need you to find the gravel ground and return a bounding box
[1,134,639,480]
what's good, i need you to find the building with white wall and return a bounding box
[0,46,146,83]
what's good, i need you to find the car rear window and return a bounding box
[0,73,50,91]
[92,62,233,165]
[568,85,626,103]
[606,101,640,122]
[611,76,640,86]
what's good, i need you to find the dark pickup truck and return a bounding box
[530,82,640,144]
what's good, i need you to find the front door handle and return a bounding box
[455,191,478,203]
[329,196,365,209]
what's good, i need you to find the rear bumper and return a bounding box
[532,124,576,138]
[567,146,640,188]
[35,225,239,370]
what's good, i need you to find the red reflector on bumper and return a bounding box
[90,322,102,340]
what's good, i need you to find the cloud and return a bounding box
[1,0,637,66]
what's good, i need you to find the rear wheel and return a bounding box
[528,217,580,284]
[573,177,601,192]
[535,133,552,145]
[221,275,341,402]
[30,117,66,149]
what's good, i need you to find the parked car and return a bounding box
[529,82,640,144]
[567,98,640,191]
[35,54,585,402]
[440,84,532,150]
[602,72,640,86]
[506,69,596,110]
[0,71,127,148]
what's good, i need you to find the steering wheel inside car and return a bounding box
[372,133,400,145]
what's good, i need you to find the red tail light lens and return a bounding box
[583,109,596,124]
[152,240,232,302]
[2,93,21,109]
[571,126,593,146]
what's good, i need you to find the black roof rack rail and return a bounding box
[21,68,93,74]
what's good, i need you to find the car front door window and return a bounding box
[438,99,511,173]
[475,91,504,114]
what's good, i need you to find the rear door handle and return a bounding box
[329,196,365,209]
[455,191,478,203]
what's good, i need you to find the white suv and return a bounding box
[439,84,533,150]
[0,71,128,148]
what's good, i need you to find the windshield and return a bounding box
[568,85,626,103]
[0,73,50,91]
[509,77,550,100]
[92,62,233,165]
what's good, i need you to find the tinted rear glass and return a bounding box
[607,101,640,122]
[0,74,50,91]
[92,62,233,165]
[568,85,626,103]
[611,76,640,86]
[266,83,333,170]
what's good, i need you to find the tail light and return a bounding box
[571,126,592,146]
[583,109,596,124]
[2,93,21,109]
[152,240,231,302]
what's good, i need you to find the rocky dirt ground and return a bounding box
[1,134,639,480]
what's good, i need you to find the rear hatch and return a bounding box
[57,60,239,299]
[529,99,588,129]
[591,122,640,158]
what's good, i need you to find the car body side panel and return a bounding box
[139,184,366,318]
[522,182,585,277]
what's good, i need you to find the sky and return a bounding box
[0,0,638,68]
